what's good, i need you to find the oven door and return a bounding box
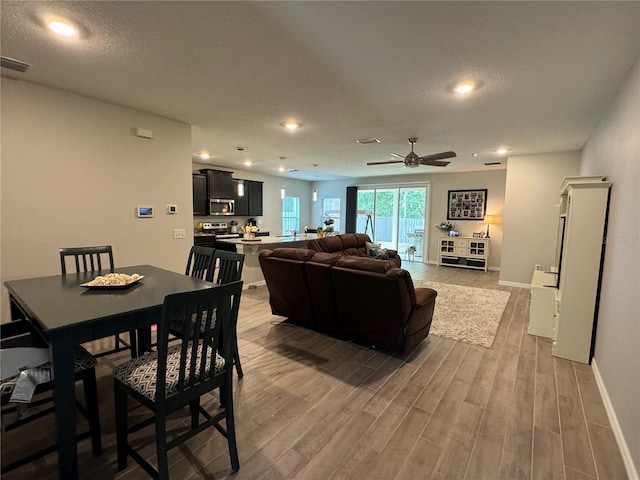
[209,199,235,216]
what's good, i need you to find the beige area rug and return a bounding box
[414,281,511,348]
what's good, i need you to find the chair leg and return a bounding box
[189,399,200,429]
[114,380,128,470]
[223,382,240,472]
[233,337,243,379]
[82,368,102,456]
[155,413,169,480]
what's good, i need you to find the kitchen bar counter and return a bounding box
[216,234,320,285]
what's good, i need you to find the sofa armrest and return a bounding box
[414,287,437,308]
[386,249,401,267]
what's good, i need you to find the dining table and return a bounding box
[3,264,215,480]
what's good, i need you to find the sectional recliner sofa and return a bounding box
[258,245,437,355]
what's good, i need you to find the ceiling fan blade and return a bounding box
[419,151,457,162]
[390,152,405,159]
[419,159,451,167]
[366,160,404,166]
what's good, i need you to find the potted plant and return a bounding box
[434,221,457,234]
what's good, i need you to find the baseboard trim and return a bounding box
[498,280,531,289]
[592,358,639,480]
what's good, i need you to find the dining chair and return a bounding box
[113,281,243,478]
[186,245,216,280]
[211,250,245,378]
[60,245,137,358]
[0,320,102,473]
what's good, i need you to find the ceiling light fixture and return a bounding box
[471,152,479,157]
[243,160,253,167]
[237,180,245,197]
[449,80,483,95]
[47,20,78,37]
[199,152,210,160]
[280,185,286,199]
[278,167,285,173]
[496,147,509,155]
[281,121,302,131]
[356,137,381,145]
[313,189,318,202]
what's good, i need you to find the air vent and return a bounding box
[356,137,381,145]
[1,56,30,73]
[484,162,502,166]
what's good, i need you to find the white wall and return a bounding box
[1,80,192,321]
[580,56,640,477]
[313,169,506,269]
[500,152,581,285]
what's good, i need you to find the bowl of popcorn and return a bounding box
[81,273,143,289]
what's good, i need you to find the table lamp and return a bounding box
[484,215,494,238]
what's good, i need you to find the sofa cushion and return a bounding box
[365,242,389,260]
[336,255,394,273]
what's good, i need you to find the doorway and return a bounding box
[356,186,429,261]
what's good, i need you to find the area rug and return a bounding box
[414,281,511,348]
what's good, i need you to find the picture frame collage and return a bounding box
[447,189,488,220]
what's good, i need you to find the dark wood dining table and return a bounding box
[3,264,215,480]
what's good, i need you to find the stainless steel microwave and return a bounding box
[209,199,235,216]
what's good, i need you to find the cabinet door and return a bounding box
[206,170,234,198]
[247,180,263,216]
[192,174,208,216]
[233,179,248,216]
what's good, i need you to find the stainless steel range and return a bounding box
[201,222,241,239]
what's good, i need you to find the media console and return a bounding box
[438,236,490,272]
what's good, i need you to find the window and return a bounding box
[321,198,341,233]
[282,197,300,234]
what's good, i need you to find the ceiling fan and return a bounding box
[367,138,456,168]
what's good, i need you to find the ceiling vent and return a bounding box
[484,162,502,166]
[1,56,30,73]
[356,137,381,145]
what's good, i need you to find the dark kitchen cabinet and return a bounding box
[200,169,234,199]
[233,179,263,216]
[192,173,208,216]
[247,180,263,216]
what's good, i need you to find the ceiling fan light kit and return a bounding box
[366,138,456,168]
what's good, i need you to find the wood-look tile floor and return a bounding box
[0,263,628,479]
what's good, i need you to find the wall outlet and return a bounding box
[173,229,186,239]
[535,264,541,270]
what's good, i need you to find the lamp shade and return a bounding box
[484,215,495,224]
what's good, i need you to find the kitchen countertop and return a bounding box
[215,234,319,245]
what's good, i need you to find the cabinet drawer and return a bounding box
[456,239,469,248]
[456,247,467,255]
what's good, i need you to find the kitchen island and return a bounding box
[216,234,320,286]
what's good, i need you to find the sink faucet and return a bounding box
[288,229,297,238]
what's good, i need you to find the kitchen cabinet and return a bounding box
[192,173,208,216]
[233,179,263,216]
[200,169,234,199]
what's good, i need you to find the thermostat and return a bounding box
[137,206,154,218]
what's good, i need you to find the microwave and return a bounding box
[209,199,235,216]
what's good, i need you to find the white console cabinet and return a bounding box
[528,270,557,338]
[529,176,611,364]
[438,236,490,272]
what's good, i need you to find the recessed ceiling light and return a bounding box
[495,147,509,155]
[47,20,78,37]
[199,152,210,159]
[243,160,253,167]
[356,137,381,145]
[449,80,483,95]
[278,167,285,172]
[281,121,302,131]
[471,152,479,157]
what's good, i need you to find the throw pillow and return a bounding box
[365,241,381,257]
[366,241,389,260]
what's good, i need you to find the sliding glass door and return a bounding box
[356,186,428,260]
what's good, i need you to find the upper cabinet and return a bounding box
[233,179,263,216]
[192,173,208,216]
[200,169,234,199]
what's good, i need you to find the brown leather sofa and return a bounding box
[258,248,437,354]
[306,233,402,268]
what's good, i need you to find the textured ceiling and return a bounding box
[2,1,639,181]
